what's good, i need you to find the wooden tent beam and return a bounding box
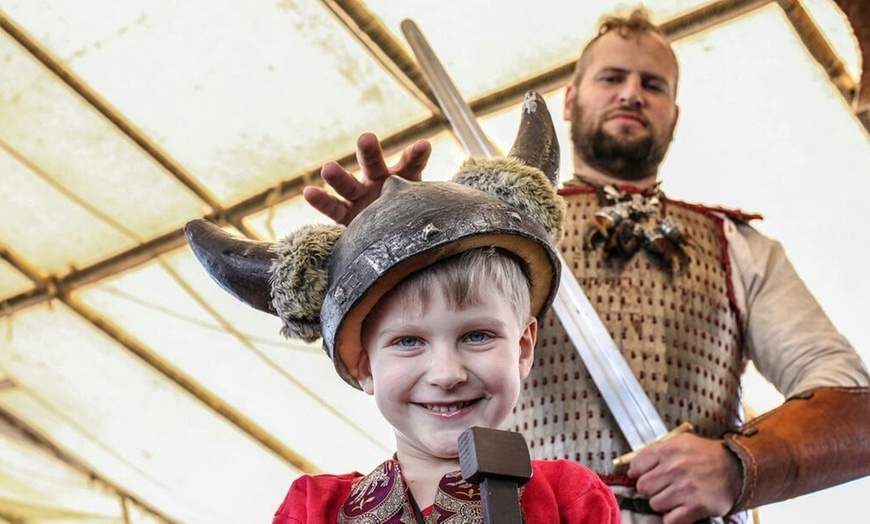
[778,0,856,106]
[832,0,869,111]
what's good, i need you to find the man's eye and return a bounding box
[644,80,665,93]
[601,75,621,84]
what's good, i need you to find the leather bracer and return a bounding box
[723,386,870,512]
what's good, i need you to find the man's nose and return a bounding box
[618,77,644,108]
[426,349,467,389]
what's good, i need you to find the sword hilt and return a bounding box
[613,421,694,470]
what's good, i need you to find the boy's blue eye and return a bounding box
[465,331,492,344]
[396,336,420,348]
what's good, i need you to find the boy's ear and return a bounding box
[518,317,537,381]
[357,351,375,395]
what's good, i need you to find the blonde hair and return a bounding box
[366,247,532,329]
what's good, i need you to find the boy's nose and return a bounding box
[426,351,467,389]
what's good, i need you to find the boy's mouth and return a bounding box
[420,399,478,413]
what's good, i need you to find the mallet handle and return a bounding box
[479,477,523,524]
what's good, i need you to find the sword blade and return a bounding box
[401,18,667,449]
[401,20,500,158]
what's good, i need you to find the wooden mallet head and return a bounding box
[458,426,532,524]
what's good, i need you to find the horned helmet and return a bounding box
[184,92,565,389]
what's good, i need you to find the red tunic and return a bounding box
[273,458,619,523]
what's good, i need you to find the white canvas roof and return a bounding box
[0,0,868,522]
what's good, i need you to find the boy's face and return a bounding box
[357,285,536,461]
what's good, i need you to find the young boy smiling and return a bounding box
[357,247,540,511]
[277,247,618,522]
[184,93,620,522]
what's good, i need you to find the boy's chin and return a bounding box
[397,433,463,461]
[423,435,462,460]
[398,419,508,461]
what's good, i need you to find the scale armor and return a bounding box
[505,187,747,478]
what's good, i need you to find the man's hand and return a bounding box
[628,434,742,524]
[303,132,431,225]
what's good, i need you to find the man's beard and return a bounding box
[570,102,674,181]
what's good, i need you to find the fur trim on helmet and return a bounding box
[452,157,565,244]
[269,223,345,342]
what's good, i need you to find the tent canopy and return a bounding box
[0,1,868,522]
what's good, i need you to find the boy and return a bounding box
[184,92,619,522]
[275,246,619,522]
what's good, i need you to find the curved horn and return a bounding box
[183,218,277,315]
[508,91,560,186]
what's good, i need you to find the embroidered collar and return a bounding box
[340,459,485,523]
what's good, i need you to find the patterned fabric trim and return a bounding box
[339,460,487,524]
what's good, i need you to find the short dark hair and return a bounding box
[571,7,679,94]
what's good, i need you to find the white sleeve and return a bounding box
[723,218,869,397]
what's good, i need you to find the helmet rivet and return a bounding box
[421,223,442,240]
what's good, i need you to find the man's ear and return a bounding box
[357,351,375,395]
[518,317,537,381]
[563,83,576,122]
